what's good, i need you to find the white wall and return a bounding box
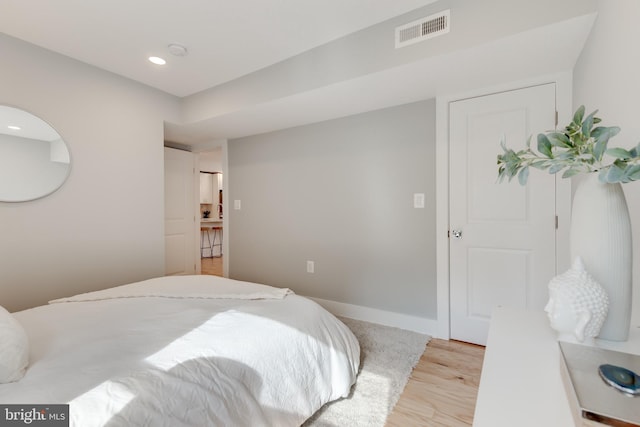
[198,149,223,173]
[573,0,640,325]
[0,34,181,312]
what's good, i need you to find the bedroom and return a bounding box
[1,0,639,426]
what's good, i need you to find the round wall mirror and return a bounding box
[0,105,71,202]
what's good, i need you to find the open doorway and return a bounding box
[198,148,224,277]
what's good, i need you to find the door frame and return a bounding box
[434,72,573,340]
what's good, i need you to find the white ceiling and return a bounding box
[165,13,597,145]
[1,1,596,146]
[1,0,436,97]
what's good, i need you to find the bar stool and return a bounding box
[211,226,223,257]
[200,227,213,258]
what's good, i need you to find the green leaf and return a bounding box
[592,128,611,161]
[602,164,626,183]
[606,147,633,159]
[529,160,549,170]
[548,163,566,174]
[517,166,530,185]
[537,134,553,158]
[591,127,608,141]
[613,158,628,167]
[497,168,506,183]
[618,165,633,183]
[581,111,597,138]
[594,144,606,162]
[575,153,594,163]
[596,126,622,143]
[546,132,571,148]
[627,165,640,181]
[508,161,521,177]
[572,105,585,126]
[611,126,621,137]
[502,150,519,163]
[598,169,609,183]
[555,151,575,160]
[562,167,582,179]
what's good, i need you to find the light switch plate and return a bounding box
[413,193,425,208]
[234,200,241,210]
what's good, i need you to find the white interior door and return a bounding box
[449,84,557,345]
[164,147,197,276]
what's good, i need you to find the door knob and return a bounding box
[451,229,463,239]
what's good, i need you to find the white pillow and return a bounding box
[0,305,29,383]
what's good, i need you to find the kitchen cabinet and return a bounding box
[199,172,214,204]
[200,172,223,207]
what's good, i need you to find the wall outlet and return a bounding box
[306,260,315,273]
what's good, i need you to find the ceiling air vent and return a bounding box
[395,9,450,49]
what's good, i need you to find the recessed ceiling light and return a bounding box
[148,56,166,65]
[7,125,21,130]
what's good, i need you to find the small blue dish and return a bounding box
[599,364,640,396]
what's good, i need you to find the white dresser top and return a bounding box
[473,308,640,427]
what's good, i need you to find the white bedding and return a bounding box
[0,275,360,427]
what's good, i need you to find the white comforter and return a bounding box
[0,275,360,427]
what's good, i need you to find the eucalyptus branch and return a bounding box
[497,105,640,185]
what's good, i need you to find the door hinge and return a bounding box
[555,111,559,127]
[555,215,559,229]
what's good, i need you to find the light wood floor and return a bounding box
[386,339,485,427]
[201,256,223,276]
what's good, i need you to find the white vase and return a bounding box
[569,173,633,341]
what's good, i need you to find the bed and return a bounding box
[0,275,360,426]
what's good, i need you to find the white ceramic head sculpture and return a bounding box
[544,257,609,343]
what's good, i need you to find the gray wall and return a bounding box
[228,100,436,318]
[0,34,181,312]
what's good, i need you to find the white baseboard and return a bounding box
[309,296,439,337]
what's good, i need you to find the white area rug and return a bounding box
[304,317,431,427]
